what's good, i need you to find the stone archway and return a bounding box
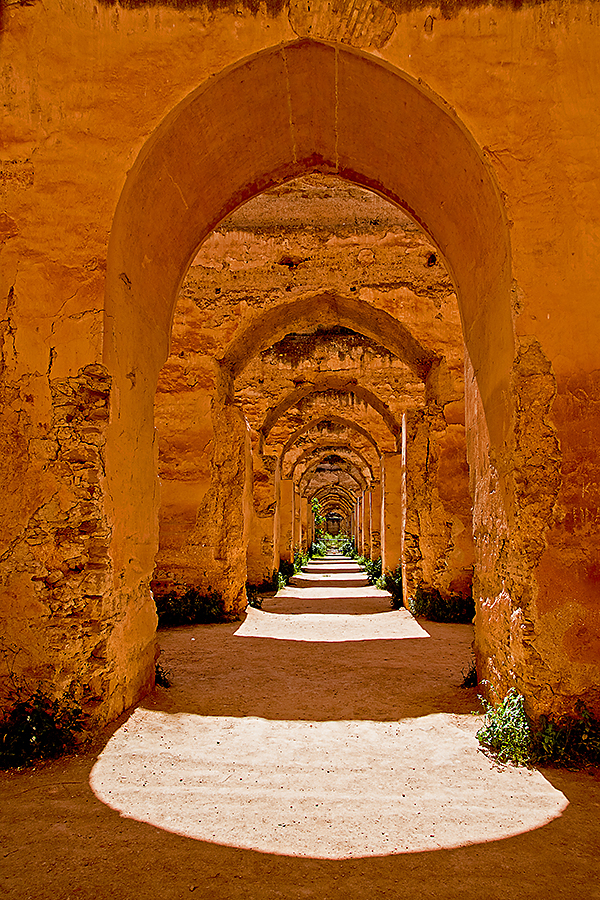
[260,378,402,450]
[103,38,513,715]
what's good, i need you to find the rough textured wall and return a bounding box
[403,404,474,602]
[2,0,600,724]
[468,340,600,720]
[0,364,156,721]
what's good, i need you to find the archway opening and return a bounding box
[103,37,512,712]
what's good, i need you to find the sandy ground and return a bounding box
[1,555,599,899]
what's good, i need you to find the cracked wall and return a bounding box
[2,0,600,725]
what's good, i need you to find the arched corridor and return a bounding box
[2,2,600,768]
[3,4,600,894]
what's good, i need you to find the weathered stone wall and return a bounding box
[2,0,600,724]
[0,364,156,721]
[403,405,474,603]
[468,339,600,719]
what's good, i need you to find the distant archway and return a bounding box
[103,36,512,645]
[260,378,402,450]
[291,445,373,484]
[281,416,382,459]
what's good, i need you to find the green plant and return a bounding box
[409,585,475,623]
[293,547,309,573]
[154,587,225,627]
[309,539,328,558]
[0,688,84,769]
[275,559,296,591]
[155,660,172,688]
[363,556,382,584]
[245,585,264,609]
[338,536,356,557]
[384,565,404,609]
[460,658,478,688]
[477,689,534,766]
[534,703,600,766]
[476,690,600,768]
[311,497,325,541]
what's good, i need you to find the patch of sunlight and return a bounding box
[234,607,430,641]
[90,710,568,859]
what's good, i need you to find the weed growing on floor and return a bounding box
[155,660,172,688]
[0,688,84,769]
[409,585,475,623]
[382,565,403,608]
[460,658,478,688]
[355,555,383,585]
[293,547,309,573]
[245,585,264,609]
[477,689,534,765]
[154,587,225,627]
[476,689,600,768]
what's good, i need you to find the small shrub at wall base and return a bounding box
[410,585,475,623]
[360,556,382,585]
[383,565,403,608]
[477,689,600,768]
[460,658,478,688]
[245,585,264,609]
[293,547,309,573]
[338,536,356,557]
[154,587,226,627]
[277,559,295,590]
[0,689,84,769]
[155,660,172,688]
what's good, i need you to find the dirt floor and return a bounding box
[2,555,599,899]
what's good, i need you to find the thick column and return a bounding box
[246,457,278,586]
[371,481,382,559]
[278,478,294,565]
[300,496,309,552]
[404,406,474,604]
[292,485,302,557]
[356,495,363,556]
[382,451,404,578]
[363,490,372,559]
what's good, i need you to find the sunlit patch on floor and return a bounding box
[90,711,567,859]
[234,607,430,641]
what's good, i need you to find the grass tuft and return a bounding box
[477,689,600,768]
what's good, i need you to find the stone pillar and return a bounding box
[363,490,372,559]
[278,478,294,564]
[371,480,382,559]
[154,396,253,616]
[292,484,302,557]
[382,451,404,578]
[300,496,309,552]
[356,495,363,556]
[403,405,475,605]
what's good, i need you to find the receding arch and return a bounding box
[290,444,374,483]
[301,457,365,493]
[310,485,357,518]
[281,415,382,460]
[284,438,380,482]
[222,292,435,385]
[299,457,367,492]
[260,377,401,449]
